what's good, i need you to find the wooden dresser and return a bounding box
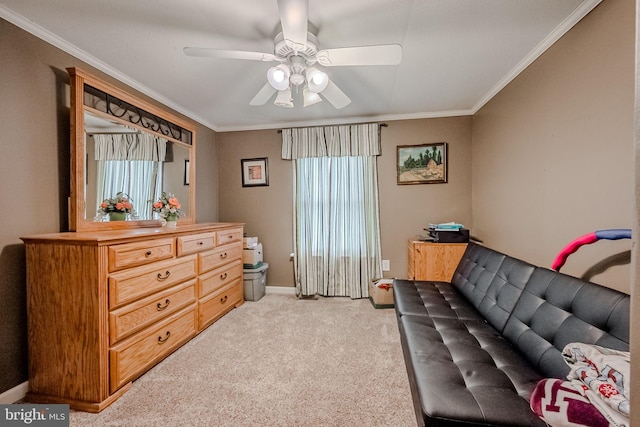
[21,223,244,412]
[407,241,467,281]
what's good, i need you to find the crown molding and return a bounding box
[0,5,219,131]
[215,109,474,132]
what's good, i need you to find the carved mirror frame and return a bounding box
[68,67,196,231]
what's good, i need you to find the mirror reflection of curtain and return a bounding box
[282,123,383,299]
[94,133,167,219]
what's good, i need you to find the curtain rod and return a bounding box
[277,122,388,133]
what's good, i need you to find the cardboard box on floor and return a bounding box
[369,278,394,309]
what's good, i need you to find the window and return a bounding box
[284,124,382,298]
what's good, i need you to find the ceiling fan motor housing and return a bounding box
[271,33,325,91]
[274,32,319,63]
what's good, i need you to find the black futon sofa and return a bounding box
[393,242,630,427]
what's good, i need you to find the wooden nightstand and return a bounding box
[407,241,467,281]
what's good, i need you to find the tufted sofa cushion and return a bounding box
[395,280,546,426]
[453,248,536,332]
[502,267,631,379]
[393,280,486,321]
[450,243,505,304]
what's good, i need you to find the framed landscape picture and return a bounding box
[241,157,269,187]
[397,142,448,185]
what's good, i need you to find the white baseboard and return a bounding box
[266,285,296,295]
[0,381,28,404]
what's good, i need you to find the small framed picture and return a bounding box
[397,142,448,185]
[241,157,269,187]
[184,159,190,186]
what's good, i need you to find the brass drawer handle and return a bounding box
[197,241,203,246]
[158,331,171,344]
[220,272,228,280]
[220,252,228,259]
[157,299,170,311]
[145,251,152,257]
[220,295,228,304]
[157,271,171,281]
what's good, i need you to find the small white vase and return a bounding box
[165,220,177,229]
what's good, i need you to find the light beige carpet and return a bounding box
[71,294,416,426]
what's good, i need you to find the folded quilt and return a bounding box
[530,378,609,427]
[563,343,630,427]
[529,343,630,427]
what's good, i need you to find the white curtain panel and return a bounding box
[94,133,166,219]
[94,133,167,161]
[282,123,382,298]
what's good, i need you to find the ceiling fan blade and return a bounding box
[249,83,277,106]
[183,47,278,62]
[317,44,402,66]
[321,81,351,109]
[277,0,308,51]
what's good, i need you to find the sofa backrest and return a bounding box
[502,267,630,379]
[451,242,505,302]
[452,243,535,332]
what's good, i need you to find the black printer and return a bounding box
[425,223,470,243]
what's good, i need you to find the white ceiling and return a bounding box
[1,0,600,132]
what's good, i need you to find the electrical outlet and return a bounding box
[382,259,390,271]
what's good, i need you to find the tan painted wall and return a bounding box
[0,18,219,394]
[378,117,473,278]
[217,129,294,286]
[472,0,635,293]
[217,116,473,287]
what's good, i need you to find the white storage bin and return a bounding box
[243,263,268,301]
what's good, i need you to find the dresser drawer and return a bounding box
[109,280,196,344]
[177,232,216,256]
[198,259,242,298]
[108,238,175,272]
[109,305,197,393]
[109,255,197,309]
[199,243,242,274]
[216,227,243,246]
[198,281,243,330]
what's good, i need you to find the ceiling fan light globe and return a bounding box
[267,65,291,91]
[303,88,322,107]
[312,74,324,85]
[274,89,294,108]
[305,68,329,93]
[273,69,286,83]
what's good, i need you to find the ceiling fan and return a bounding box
[183,0,402,109]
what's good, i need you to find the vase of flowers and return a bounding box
[97,192,135,221]
[152,192,182,228]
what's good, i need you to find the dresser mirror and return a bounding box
[68,67,196,231]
